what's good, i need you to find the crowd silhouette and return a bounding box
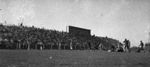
[0,24,125,50]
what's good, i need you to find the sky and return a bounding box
[0,0,150,46]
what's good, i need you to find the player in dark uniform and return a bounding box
[123,39,128,52]
[137,41,145,53]
[88,41,91,50]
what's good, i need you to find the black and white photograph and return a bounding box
[0,0,150,67]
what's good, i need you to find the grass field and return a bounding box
[0,50,150,67]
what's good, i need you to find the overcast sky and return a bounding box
[0,0,150,46]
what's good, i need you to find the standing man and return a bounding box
[127,40,131,52]
[70,40,73,50]
[88,40,91,50]
[38,41,43,50]
[137,41,145,53]
[123,39,128,52]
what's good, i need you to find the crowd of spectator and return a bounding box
[0,24,121,50]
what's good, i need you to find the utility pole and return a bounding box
[66,26,68,33]
[148,32,150,43]
[22,0,25,24]
[0,8,3,23]
[0,9,1,22]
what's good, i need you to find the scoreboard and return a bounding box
[68,26,91,36]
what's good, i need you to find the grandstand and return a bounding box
[0,23,121,50]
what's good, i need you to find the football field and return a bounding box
[0,50,150,67]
